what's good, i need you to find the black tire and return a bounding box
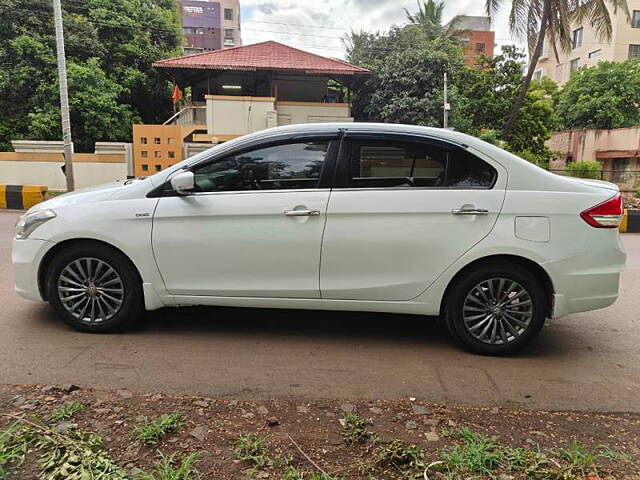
[443,262,547,355]
[45,242,144,333]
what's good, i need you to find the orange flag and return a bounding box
[171,83,183,103]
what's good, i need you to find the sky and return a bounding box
[239,0,526,59]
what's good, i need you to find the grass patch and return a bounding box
[47,402,85,423]
[0,423,29,479]
[133,413,186,445]
[372,438,425,477]
[340,413,377,445]
[234,433,273,469]
[138,451,202,480]
[282,467,339,480]
[553,436,623,477]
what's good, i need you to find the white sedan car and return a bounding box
[12,123,626,354]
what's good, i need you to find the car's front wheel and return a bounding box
[45,242,143,333]
[444,262,548,355]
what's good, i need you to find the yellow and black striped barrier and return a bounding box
[620,209,640,233]
[0,185,48,210]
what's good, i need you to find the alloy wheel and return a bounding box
[57,257,124,323]
[462,278,533,345]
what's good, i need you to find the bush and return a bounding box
[565,161,603,180]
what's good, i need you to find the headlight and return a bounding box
[15,209,56,240]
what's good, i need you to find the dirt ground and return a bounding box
[2,384,639,479]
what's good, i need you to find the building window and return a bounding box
[168,151,176,159]
[570,58,580,75]
[155,151,161,158]
[572,27,583,49]
[141,151,148,158]
[142,164,149,172]
[183,27,205,35]
[224,8,233,20]
[474,43,485,55]
[155,165,162,172]
[154,137,161,144]
[182,5,203,16]
[224,28,234,39]
[588,49,602,59]
[632,10,640,28]
[168,137,175,145]
[140,137,147,144]
[629,44,640,61]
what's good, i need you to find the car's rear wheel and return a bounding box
[444,262,547,355]
[45,243,143,333]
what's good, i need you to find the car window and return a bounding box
[193,141,330,192]
[347,139,496,189]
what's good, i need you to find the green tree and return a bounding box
[404,0,467,42]
[556,60,640,130]
[0,0,182,151]
[345,26,463,126]
[485,0,628,139]
[454,47,558,166]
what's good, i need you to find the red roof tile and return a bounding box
[153,41,369,76]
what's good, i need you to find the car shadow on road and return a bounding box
[128,305,576,359]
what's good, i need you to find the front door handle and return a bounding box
[284,209,321,217]
[451,208,489,216]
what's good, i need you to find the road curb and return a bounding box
[0,185,48,210]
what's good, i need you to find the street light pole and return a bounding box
[52,0,75,191]
[443,72,450,129]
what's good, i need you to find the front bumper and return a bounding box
[12,238,54,302]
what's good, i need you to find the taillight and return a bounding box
[580,193,624,228]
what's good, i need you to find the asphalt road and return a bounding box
[1,210,639,412]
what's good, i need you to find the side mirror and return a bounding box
[170,170,195,195]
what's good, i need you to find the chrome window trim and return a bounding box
[178,188,332,197]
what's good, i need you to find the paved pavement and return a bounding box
[1,210,639,412]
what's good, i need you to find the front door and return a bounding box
[152,139,337,298]
[320,134,507,301]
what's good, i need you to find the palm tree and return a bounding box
[404,0,467,41]
[486,0,629,139]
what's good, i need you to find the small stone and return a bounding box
[44,396,56,402]
[94,408,111,415]
[125,463,135,469]
[257,472,269,479]
[41,385,57,393]
[296,405,309,414]
[490,407,499,414]
[425,431,440,442]
[135,415,146,423]
[241,412,255,419]
[228,400,239,407]
[256,406,269,415]
[150,394,163,402]
[266,417,280,427]
[412,405,429,415]
[394,413,406,421]
[197,408,205,416]
[498,475,514,480]
[369,407,383,414]
[55,422,77,434]
[11,396,25,407]
[447,419,457,427]
[405,420,418,430]
[193,400,209,408]
[189,425,208,441]
[62,384,80,393]
[340,403,355,413]
[19,404,36,411]
[117,389,133,399]
[409,397,416,402]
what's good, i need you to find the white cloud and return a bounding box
[240,0,526,59]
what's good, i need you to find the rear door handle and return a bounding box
[451,208,489,216]
[284,209,321,217]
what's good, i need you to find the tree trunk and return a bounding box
[502,0,551,140]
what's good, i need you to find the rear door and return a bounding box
[320,132,507,301]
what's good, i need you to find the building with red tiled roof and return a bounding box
[132,41,370,176]
[154,40,370,76]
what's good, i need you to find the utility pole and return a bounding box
[52,0,75,191]
[443,72,450,129]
